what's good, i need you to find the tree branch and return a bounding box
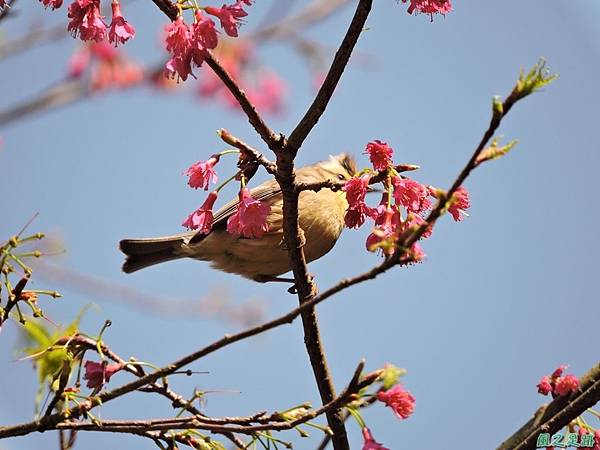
[285,0,372,156]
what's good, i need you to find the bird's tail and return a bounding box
[119,235,188,273]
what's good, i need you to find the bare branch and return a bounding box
[286,0,373,156]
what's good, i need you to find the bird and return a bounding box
[119,153,357,283]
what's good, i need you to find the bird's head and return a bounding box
[314,153,357,182]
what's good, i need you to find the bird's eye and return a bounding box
[337,174,346,181]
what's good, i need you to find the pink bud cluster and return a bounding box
[536,365,580,397]
[181,154,271,239]
[344,140,470,260]
[163,1,253,81]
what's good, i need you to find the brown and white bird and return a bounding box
[119,154,356,282]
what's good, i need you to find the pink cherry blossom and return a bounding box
[183,191,218,233]
[366,207,400,255]
[192,10,218,50]
[361,428,389,450]
[40,0,63,10]
[205,1,249,38]
[344,176,369,207]
[343,176,376,229]
[536,376,552,395]
[164,16,193,80]
[376,384,416,419]
[402,0,452,16]
[84,360,124,389]
[448,186,470,221]
[554,374,579,396]
[227,188,271,238]
[108,1,135,46]
[67,0,107,42]
[184,155,220,190]
[392,176,431,214]
[68,47,91,78]
[365,140,394,172]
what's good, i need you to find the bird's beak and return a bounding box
[367,186,381,193]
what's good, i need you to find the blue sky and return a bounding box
[1,1,599,449]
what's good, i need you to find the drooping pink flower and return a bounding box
[402,0,452,16]
[192,10,218,51]
[183,191,218,233]
[365,140,394,172]
[554,374,579,396]
[184,155,220,190]
[164,16,193,80]
[366,206,400,255]
[84,360,124,389]
[205,1,249,38]
[108,1,135,46]
[536,376,552,395]
[448,186,470,221]
[67,0,107,42]
[392,176,431,214]
[361,428,389,450]
[40,0,63,10]
[227,187,271,238]
[376,384,416,419]
[344,176,369,207]
[343,176,376,229]
[68,46,91,78]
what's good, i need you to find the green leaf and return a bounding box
[514,58,558,100]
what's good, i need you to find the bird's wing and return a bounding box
[188,181,282,245]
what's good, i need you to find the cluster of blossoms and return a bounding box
[37,0,135,46]
[401,0,452,18]
[344,140,470,261]
[163,0,252,81]
[537,365,580,397]
[181,152,271,239]
[68,41,143,90]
